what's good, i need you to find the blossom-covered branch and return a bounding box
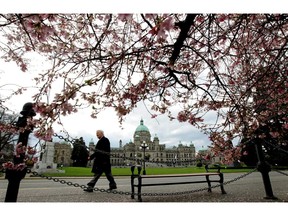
[0,14,287,163]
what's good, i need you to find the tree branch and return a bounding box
[169,14,197,65]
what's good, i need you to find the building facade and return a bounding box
[54,142,73,166]
[47,119,197,168]
[89,119,197,167]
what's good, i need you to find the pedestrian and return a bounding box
[84,130,117,192]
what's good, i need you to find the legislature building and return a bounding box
[54,119,197,167]
[88,119,197,167]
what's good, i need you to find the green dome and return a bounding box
[135,119,150,132]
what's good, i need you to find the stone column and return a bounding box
[34,141,58,174]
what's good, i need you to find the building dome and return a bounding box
[134,119,151,143]
[135,119,150,133]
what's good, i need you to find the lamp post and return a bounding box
[140,141,148,175]
[134,153,137,166]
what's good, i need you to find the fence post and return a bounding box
[4,102,35,202]
[254,139,277,200]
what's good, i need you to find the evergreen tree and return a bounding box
[71,137,89,167]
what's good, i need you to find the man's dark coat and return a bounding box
[90,136,111,173]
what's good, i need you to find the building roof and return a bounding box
[135,119,150,133]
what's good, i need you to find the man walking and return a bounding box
[84,130,117,192]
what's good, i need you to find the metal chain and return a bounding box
[0,134,283,199]
[30,170,132,196]
[221,168,257,186]
[273,169,288,177]
[140,168,257,197]
[47,133,259,197]
[29,168,257,197]
[53,133,77,145]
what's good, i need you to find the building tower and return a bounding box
[119,139,122,149]
[88,139,95,154]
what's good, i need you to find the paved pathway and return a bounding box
[0,171,287,202]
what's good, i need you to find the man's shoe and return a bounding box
[108,185,117,190]
[83,187,93,192]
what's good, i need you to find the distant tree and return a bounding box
[196,162,203,168]
[70,137,89,167]
[0,14,287,164]
[0,108,19,162]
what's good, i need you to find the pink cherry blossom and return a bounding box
[0,14,287,164]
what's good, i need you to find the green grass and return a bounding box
[41,166,256,177]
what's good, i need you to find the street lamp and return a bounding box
[140,141,148,175]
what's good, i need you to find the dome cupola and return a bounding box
[135,119,150,133]
[134,119,151,143]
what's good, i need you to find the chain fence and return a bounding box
[53,133,77,145]
[49,132,286,197]
[2,132,286,200]
[273,169,288,177]
[31,132,260,197]
[28,168,257,197]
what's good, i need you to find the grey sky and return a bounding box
[52,102,211,151]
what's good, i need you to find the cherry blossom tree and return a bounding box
[0,14,287,164]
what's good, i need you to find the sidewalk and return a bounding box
[1,171,288,202]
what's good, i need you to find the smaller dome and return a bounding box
[153,134,159,140]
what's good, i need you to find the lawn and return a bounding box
[41,166,256,177]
